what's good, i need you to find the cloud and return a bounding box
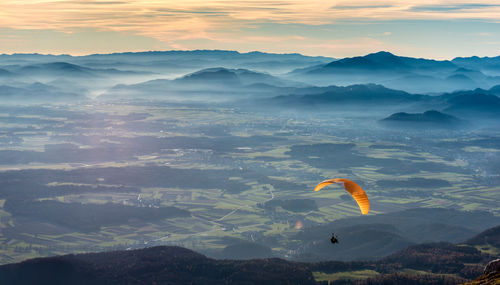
[2,0,500,39]
[1,1,500,57]
[332,5,393,10]
[63,1,130,5]
[409,3,500,12]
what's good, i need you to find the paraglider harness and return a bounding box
[330,233,339,244]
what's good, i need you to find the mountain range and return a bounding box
[287,51,500,93]
[1,50,500,125]
[0,50,333,75]
[100,67,306,101]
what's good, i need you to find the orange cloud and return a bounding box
[1,0,499,42]
[1,0,499,57]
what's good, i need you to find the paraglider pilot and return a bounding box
[330,233,339,244]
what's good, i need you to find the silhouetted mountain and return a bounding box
[0,53,72,64]
[287,51,500,93]
[319,51,455,72]
[12,62,145,79]
[445,73,477,88]
[449,67,500,88]
[444,92,500,117]
[293,51,454,74]
[180,68,240,84]
[4,51,500,103]
[380,110,463,128]
[177,67,304,87]
[488,84,500,95]
[0,246,315,285]
[82,50,333,73]
[1,50,333,75]
[264,83,498,122]
[101,67,305,100]
[268,84,427,109]
[19,62,94,77]
[452,55,500,73]
[380,74,448,94]
[379,72,491,94]
[0,82,85,103]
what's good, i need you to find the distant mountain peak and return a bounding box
[310,50,456,75]
[181,68,240,83]
[365,51,397,58]
[381,110,463,128]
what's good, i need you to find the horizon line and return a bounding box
[1,49,498,61]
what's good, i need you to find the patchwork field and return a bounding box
[0,103,498,264]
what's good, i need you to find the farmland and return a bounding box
[0,102,498,264]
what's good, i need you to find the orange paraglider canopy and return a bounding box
[314,178,370,215]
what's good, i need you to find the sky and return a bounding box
[1,0,500,59]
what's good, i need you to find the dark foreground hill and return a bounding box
[0,246,315,285]
[1,223,499,285]
[464,259,500,285]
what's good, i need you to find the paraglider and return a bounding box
[314,178,370,215]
